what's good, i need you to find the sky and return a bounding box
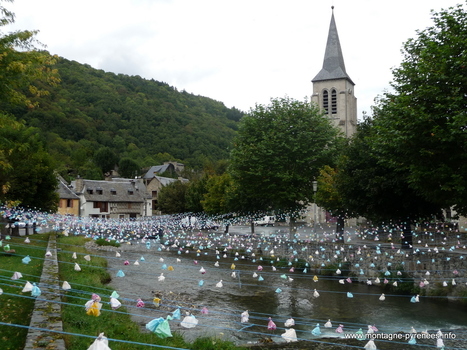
[6,0,464,117]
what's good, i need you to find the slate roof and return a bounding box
[312,9,354,85]
[71,179,146,203]
[57,177,79,200]
[143,164,172,179]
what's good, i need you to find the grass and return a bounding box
[57,235,247,350]
[95,238,121,247]
[0,232,50,350]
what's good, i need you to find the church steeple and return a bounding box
[311,7,357,138]
[312,6,354,85]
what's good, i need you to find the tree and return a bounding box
[0,0,59,108]
[158,180,188,214]
[0,113,58,211]
[229,97,344,234]
[118,157,140,178]
[93,147,118,176]
[338,118,442,248]
[315,165,351,241]
[201,173,232,214]
[371,3,467,215]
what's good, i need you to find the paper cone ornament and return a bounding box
[275,288,282,293]
[146,317,164,333]
[267,317,276,330]
[216,280,223,288]
[110,297,121,310]
[311,323,321,336]
[336,324,344,333]
[180,313,198,328]
[258,275,264,281]
[379,293,385,301]
[230,263,236,270]
[11,272,22,280]
[74,263,81,271]
[199,267,206,274]
[116,270,125,277]
[168,266,174,271]
[62,281,72,290]
[134,261,140,266]
[72,252,77,259]
[84,255,91,261]
[281,328,297,342]
[324,319,332,328]
[153,297,161,307]
[24,237,30,244]
[171,308,181,320]
[22,281,33,292]
[241,310,249,323]
[347,292,353,298]
[313,275,319,282]
[313,289,320,298]
[158,273,165,281]
[0,288,3,295]
[31,283,41,297]
[110,291,119,298]
[85,300,102,317]
[86,332,111,350]
[136,298,145,307]
[198,280,204,286]
[364,340,377,349]
[200,307,209,314]
[285,317,295,327]
[214,261,219,267]
[22,256,31,264]
[45,251,52,257]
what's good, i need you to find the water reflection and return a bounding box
[107,245,467,345]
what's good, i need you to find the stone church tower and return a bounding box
[311,7,357,137]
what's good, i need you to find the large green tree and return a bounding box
[0,114,58,211]
[0,0,59,210]
[338,118,442,248]
[229,97,344,224]
[371,3,467,215]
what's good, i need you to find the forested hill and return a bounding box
[2,56,244,177]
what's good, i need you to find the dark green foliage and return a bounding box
[338,118,441,225]
[371,3,467,215]
[158,180,189,214]
[229,97,344,215]
[0,114,58,211]
[1,57,243,177]
[118,157,140,178]
[93,147,118,175]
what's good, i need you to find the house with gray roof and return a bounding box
[70,177,151,219]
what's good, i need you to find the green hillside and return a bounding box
[2,56,243,178]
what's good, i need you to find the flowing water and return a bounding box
[103,241,467,346]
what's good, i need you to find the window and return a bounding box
[331,89,337,114]
[96,187,103,195]
[322,90,329,113]
[128,189,134,195]
[110,188,117,195]
[93,201,108,212]
[87,189,93,194]
[66,199,73,208]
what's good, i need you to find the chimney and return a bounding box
[75,176,84,193]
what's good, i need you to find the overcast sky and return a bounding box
[7,0,463,117]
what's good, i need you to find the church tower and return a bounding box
[311,7,357,137]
